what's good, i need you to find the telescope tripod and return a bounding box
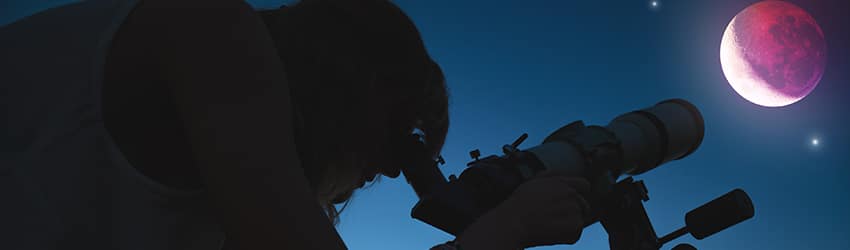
[594,177,751,250]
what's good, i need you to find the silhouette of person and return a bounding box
[0,0,589,249]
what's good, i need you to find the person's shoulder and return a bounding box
[130,0,265,51]
[139,0,255,13]
[132,0,258,25]
[127,0,283,86]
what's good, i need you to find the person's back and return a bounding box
[0,1,224,249]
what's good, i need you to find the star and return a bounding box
[649,1,661,10]
[811,138,819,146]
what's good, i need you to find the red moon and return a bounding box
[720,0,826,107]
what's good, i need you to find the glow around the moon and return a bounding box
[720,1,826,107]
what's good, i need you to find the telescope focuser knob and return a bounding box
[469,149,481,161]
[512,133,528,147]
[502,133,529,155]
[436,155,446,165]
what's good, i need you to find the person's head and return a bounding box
[259,0,449,224]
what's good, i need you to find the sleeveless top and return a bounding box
[0,1,226,249]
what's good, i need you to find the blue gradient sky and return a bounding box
[3,0,849,249]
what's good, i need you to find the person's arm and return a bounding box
[134,0,346,249]
[455,173,590,250]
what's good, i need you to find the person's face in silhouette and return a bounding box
[260,2,449,220]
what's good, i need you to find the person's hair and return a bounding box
[259,0,449,225]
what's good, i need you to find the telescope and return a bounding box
[400,98,754,250]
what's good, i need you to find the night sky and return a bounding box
[3,0,850,249]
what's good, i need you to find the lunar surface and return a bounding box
[720,0,826,107]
